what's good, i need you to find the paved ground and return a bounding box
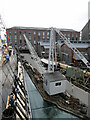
[21,53,47,74]
[0,51,17,119]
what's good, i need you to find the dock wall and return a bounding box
[65,80,90,118]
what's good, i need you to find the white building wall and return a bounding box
[88,1,90,21]
[49,80,66,95]
[43,81,50,95]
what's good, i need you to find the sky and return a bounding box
[0,0,89,31]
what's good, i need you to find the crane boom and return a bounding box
[23,34,47,74]
[48,27,56,72]
[54,28,90,69]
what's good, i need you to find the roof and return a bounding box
[38,40,50,46]
[41,58,56,65]
[7,26,79,32]
[44,46,50,49]
[57,40,90,49]
[38,40,50,49]
[7,26,49,31]
[82,20,90,31]
[58,28,78,32]
[43,71,67,82]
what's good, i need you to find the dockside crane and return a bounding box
[48,27,90,73]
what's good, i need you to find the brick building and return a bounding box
[82,2,90,40]
[6,27,50,51]
[81,20,90,40]
[6,27,80,50]
[57,40,90,65]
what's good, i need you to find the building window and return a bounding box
[43,32,45,40]
[14,31,17,35]
[38,36,41,40]
[43,32,45,36]
[29,32,31,35]
[68,33,70,39]
[33,32,36,35]
[72,33,74,40]
[43,36,45,40]
[47,37,49,40]
[19,35,22,40]
[38,32,41,36]
[55,82,61,86]
[47,32,49,36]
[14,35,17,40]
[34,40,36,44]
[24,31,26,35]
[19,31,21,35]
[47,32,49,40]
[29,32,31,41]
[34,37,36,40]
[29,36,31,41]
[38,32,41,40]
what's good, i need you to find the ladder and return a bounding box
[55,28,90,69]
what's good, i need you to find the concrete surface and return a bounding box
[21,53,47,74]
[0,51,17,119]
[66,80,90,118]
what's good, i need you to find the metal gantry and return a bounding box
[48,27,57,73]
[55,28,90,69]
